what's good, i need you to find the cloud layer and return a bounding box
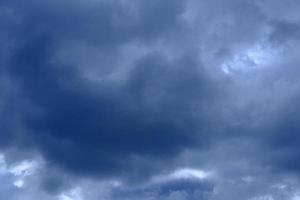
[2,0,300,199]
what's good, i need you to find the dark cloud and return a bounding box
[111,177,214,200]
[6,34,220,180]
[2,0,300,199]
[1,0,225,185]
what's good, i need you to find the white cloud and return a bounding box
[59,188,82,200]
[152,168,212,183]
[13,179,24,188]
[0,154,7,174]
[0,154,43,189]
[170,168,211,180]
[8,160,38,176]
[221,39,282,75]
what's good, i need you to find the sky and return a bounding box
[1,0,300,199]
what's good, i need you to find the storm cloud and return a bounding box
[2,0,300,199]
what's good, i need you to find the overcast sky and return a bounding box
[1,0,300,199]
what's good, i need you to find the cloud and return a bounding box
[2,0,300,199]
[1,0,226,185]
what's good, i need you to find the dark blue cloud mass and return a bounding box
[2,0,300,200]
[1,0,224,182]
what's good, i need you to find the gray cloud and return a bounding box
[2,0,300,199]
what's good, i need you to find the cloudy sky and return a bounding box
[2,0,300,199]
